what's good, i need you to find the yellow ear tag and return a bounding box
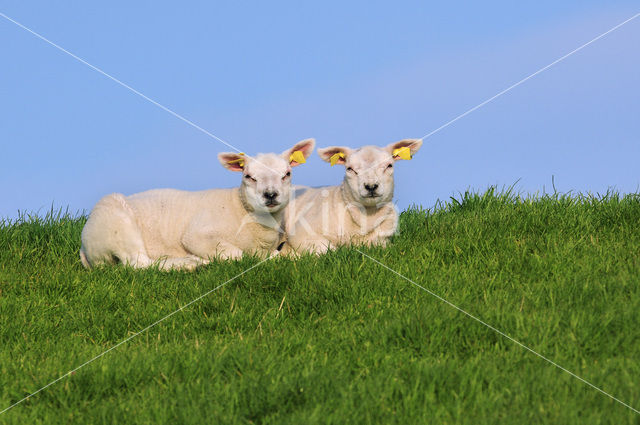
[392,146,412,160]
[329,152,345,166]
[228,152,245,167]
[289,150,306,164]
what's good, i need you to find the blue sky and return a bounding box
[1,1,639,219]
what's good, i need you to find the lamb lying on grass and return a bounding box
[283,139,422,254]
[80,139,315,270]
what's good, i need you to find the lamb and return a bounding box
[283,139,422,254]
[79,138,315,270]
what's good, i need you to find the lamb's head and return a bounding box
[318,139,422,208]
[218,138,315,213]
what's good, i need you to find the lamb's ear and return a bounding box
[283,138,315,167]
[387,139,423,161]
[318,146,352,166]
[218,152,246,172]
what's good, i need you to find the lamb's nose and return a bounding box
[264,191,278,200]
[364,183,379,192]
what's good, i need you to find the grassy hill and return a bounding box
[1,189,639,424]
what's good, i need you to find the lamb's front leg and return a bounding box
[364,236,388,248]
[182,222,245,261]
[157,255,209,271]
[281,239,332,257]
[210,242,244,261]
[367,208,398,247]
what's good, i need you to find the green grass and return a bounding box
[1,189,639,424]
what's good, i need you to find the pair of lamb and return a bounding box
[80,138,422,270]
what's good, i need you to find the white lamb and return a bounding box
[283,139,422,254]
[80,138,315,270]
